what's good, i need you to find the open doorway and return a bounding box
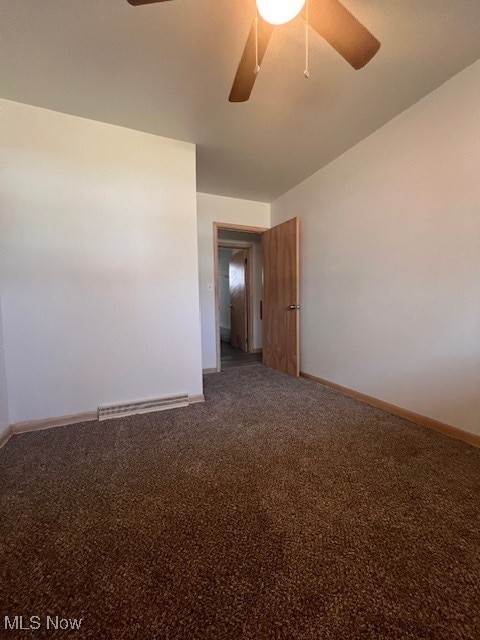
[213,219,300,375]
[216,228,264,370]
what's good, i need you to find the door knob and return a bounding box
[289,304,301,310]
[228,304,233,309]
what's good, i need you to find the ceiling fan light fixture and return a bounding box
[256,0,306,25]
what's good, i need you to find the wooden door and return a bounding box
[262,217,299,376]
[229,250,248,352]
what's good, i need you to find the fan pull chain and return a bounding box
[304,0,310,78]
[254,14,260,75]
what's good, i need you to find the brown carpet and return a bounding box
[1,365,479,639]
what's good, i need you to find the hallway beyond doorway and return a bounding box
[221,340,262,369]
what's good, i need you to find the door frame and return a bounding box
[213,222,268,372]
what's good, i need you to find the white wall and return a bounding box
[197,193,270,370]
[0,99,203,424]
[218,230,264,352]
[271,61,480,436]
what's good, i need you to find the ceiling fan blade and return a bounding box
[229,18,274,103]
[308,0,380,69]
[127,0,172,5]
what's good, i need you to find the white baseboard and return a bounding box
[0,425,13,449]
[4,393,206,446]
[202,368,217,375]
[188,394,205,404]
[11,411,98,436]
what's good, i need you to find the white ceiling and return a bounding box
[1,1,479,202]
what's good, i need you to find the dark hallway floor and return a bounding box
[220,339,262,369]
[1,366,479,639]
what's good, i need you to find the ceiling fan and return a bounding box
[127,0,380,102]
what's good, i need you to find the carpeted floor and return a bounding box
[1,365,479,640]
